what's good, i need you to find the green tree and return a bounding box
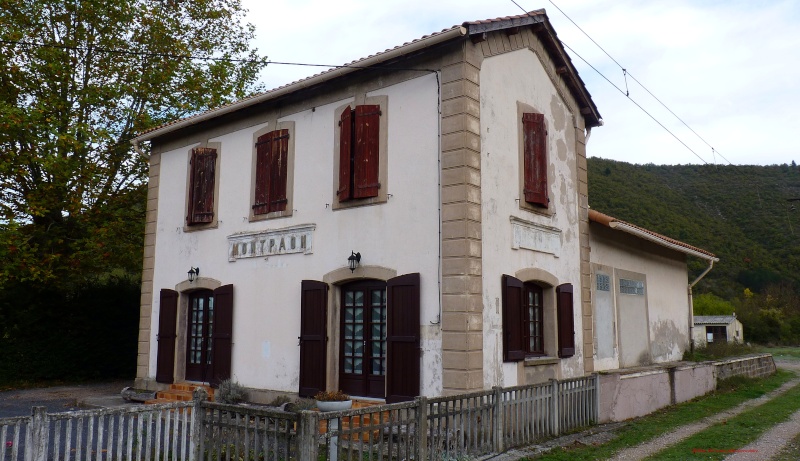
[693,293,735,315]
[0,0,266,287]
[0,0,266,382]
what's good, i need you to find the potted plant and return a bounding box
[314,390,352,411]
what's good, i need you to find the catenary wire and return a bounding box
[509,0,709,164]
[541,0,732,165]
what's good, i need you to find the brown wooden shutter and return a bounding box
[502,275,526,362]
[156,289,179,384]
[270,129,289,212]
[210,284,234,386]
[253,133,272,215]
[337,107,353,201]
[522,113,548,207]
[353,104,380,199]
[386,273,421,403]
[188,147,217,224]
[299,280,328,397]
[556,283,575,358]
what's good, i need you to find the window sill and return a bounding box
[250,209,293,222]
[523,356,559,367]
[183,222,219,233]
[332,196,387,211]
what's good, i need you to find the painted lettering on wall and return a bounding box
[227,224,315,261]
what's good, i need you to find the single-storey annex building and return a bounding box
[131,9,717,402]
[693,315,743,346]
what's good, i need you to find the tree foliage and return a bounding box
[0,0,266,287]
[0,0,266,382]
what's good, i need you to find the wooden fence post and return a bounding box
[492,386,504,453]
[550,379,560,436]
[29,406,49,461]
[416,396,428,461]
[190,387,208,461]
[297,411,319,461]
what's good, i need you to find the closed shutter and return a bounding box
[354,105,380,199]
[253,133,272,215]
[299,280,328,397]
[337,107,353,201]
[270,129,290,212]
[386,273,421,403]
[522,113,548,207]
[556,283,575,358]
[188,147,217,224]
[156,289,179,384]
[210,284,234,386]
[502,275,526,362]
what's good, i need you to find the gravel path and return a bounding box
[607,371,800,460]
[723,408,800,460]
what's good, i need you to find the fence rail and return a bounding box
[1,374,598,461]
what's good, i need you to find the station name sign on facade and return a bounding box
[227,224,315,261]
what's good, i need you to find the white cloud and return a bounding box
[241,0,799,165]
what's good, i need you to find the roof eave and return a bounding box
[463,10,602,128]
[609,222,719,262]
[132,26,468,144]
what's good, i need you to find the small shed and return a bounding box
[693,314,744,346]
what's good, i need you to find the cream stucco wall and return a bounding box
[147,73,444,395]
[479,48,585,387]
[589,224,690,370]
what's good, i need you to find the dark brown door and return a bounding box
[185,290,214,382]
[210,284,234,386]
[299,280,328,397]
[385,273,421,403]
[156,289,179,384]
[340,280,387,398]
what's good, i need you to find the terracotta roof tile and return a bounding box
[589,209,717,259]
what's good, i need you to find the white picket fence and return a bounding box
[0,375,598,461]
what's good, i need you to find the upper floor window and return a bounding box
[187,146,218,226]
[253,129,289,215]
[338,104,381,201]
[250,122,295,221]
[522,112,548,208]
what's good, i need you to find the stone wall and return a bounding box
[715,354,776,380]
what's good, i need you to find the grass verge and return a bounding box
[649,376,800,459]
[756,345,800,360]
[526,369,794,461]
[682,342,760,361]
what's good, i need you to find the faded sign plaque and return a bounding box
[510,216,562,257]
[227,224,315,261]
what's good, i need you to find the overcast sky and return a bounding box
[240,0,798,166]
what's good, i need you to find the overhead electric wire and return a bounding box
[509,0,709,164]
[540,0,732,165]
[0,39,437,73]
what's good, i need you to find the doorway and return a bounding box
[185,290,214,382]
[339,280,387,398]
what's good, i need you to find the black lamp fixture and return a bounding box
[187,267,200,282]
[347,251,361,273]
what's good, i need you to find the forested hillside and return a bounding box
[588,158,800,343]
[587,158,800,299]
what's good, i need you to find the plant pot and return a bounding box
[316,400,353,412]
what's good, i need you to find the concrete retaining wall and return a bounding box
[599,354,775,423]
[715,354,776,380]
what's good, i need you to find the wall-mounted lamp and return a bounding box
[347,251,361,273]
[187,267,200,282]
